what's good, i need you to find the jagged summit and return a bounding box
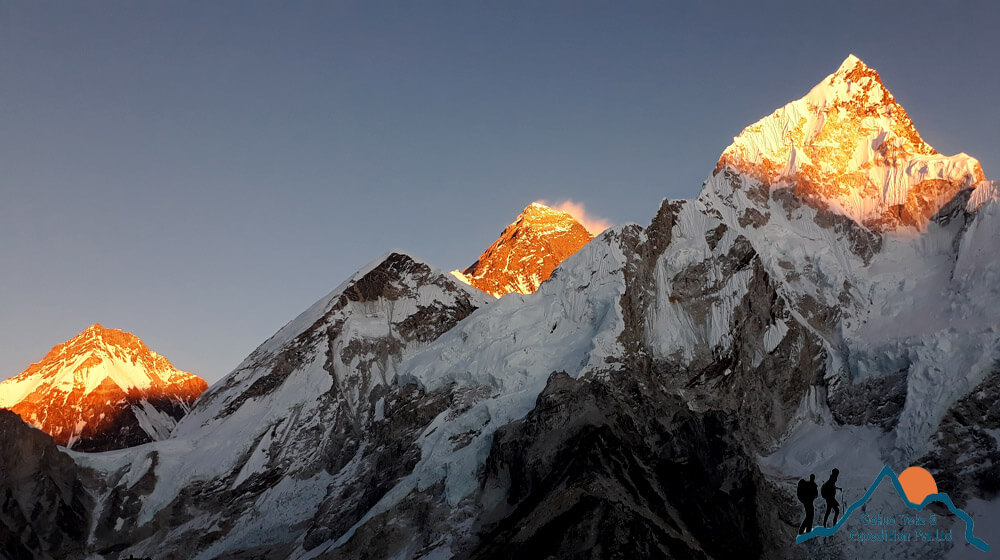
[0,324,207,450]
[716,54,986,232]
[454,202,594,297]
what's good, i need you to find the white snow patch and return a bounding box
[762,320,789,353]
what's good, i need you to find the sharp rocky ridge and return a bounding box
[4,55,1000,559]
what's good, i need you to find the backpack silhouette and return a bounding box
[822,479,836,500]
[798,479,816,502]
[798,479,809,502]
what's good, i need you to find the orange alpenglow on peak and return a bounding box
[715,54,987,232]
[452,202,595,297]
[0,324,208,451]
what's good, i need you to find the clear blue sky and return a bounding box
[3,2,998,383]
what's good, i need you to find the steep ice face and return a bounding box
[0,324,207,450]
[718,54,985,233]
[967,180,1000,212]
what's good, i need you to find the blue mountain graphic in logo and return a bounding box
[797,465,989,552]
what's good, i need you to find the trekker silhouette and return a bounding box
[822,468,842,528]
[797,474,819,534]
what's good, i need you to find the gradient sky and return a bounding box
[3,2,998,383]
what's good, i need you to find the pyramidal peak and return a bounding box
[716,54,986,233]
[12,323,181,392]
[832,53,883,86]
[453,202,594,297]
[0,324,207,450]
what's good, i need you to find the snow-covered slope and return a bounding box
[454,202,594,297]
[0,324,206,451]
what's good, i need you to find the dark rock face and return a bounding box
[0,410,94,560]
[688,256,822,451]
[69,396,196,453]
[829,373,908,431]
[920,369,1000,506]
[469,371,777,560]
[622,200,822,453]
[617,199,683,361]
[811,205,882,264]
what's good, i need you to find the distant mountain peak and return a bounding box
[0,324,207,450]
[716,54,986,233]
[454,202,594,297]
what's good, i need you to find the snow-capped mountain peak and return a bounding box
[717,54,986,233]
[454,202,594,297]
[0,323,207,450]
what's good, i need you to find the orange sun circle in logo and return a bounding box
[898,466,938,505]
